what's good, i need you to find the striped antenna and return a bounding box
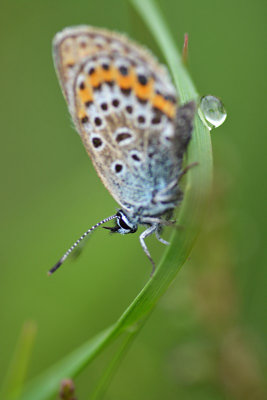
[48,214,118,275]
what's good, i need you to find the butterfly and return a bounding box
[49,25,196,276]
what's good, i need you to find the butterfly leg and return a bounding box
[178,162,199,182]
[142,217,176,226]
[139,225,157,277]
[155,229,170,246]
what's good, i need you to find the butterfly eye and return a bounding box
[116,211,138,234]
[118,216,131,230]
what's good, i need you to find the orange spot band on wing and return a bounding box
[78,87,93,104]
[115,68,135,89]
[78,107,87,120]
[165,103,176,118]
[134,78,154,100]
[101,66,116,82]
[153,95,175,118]
[88,68,102,88]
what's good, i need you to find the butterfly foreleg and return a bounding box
[139,225,157,276]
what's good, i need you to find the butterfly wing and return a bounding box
[53,26,194,215]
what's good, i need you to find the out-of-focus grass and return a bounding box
[0,322,37,400]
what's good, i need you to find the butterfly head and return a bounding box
[104,210,138,235]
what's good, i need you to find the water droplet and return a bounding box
[199,95,227,131]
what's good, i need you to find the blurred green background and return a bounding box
[0,0,266,399]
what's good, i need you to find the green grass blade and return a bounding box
[89,331,138,400]
[0,321,37,400]
[20,1,212,399]
[19,325,118,400]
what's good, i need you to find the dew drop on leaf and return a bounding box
[199,95,227,131]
